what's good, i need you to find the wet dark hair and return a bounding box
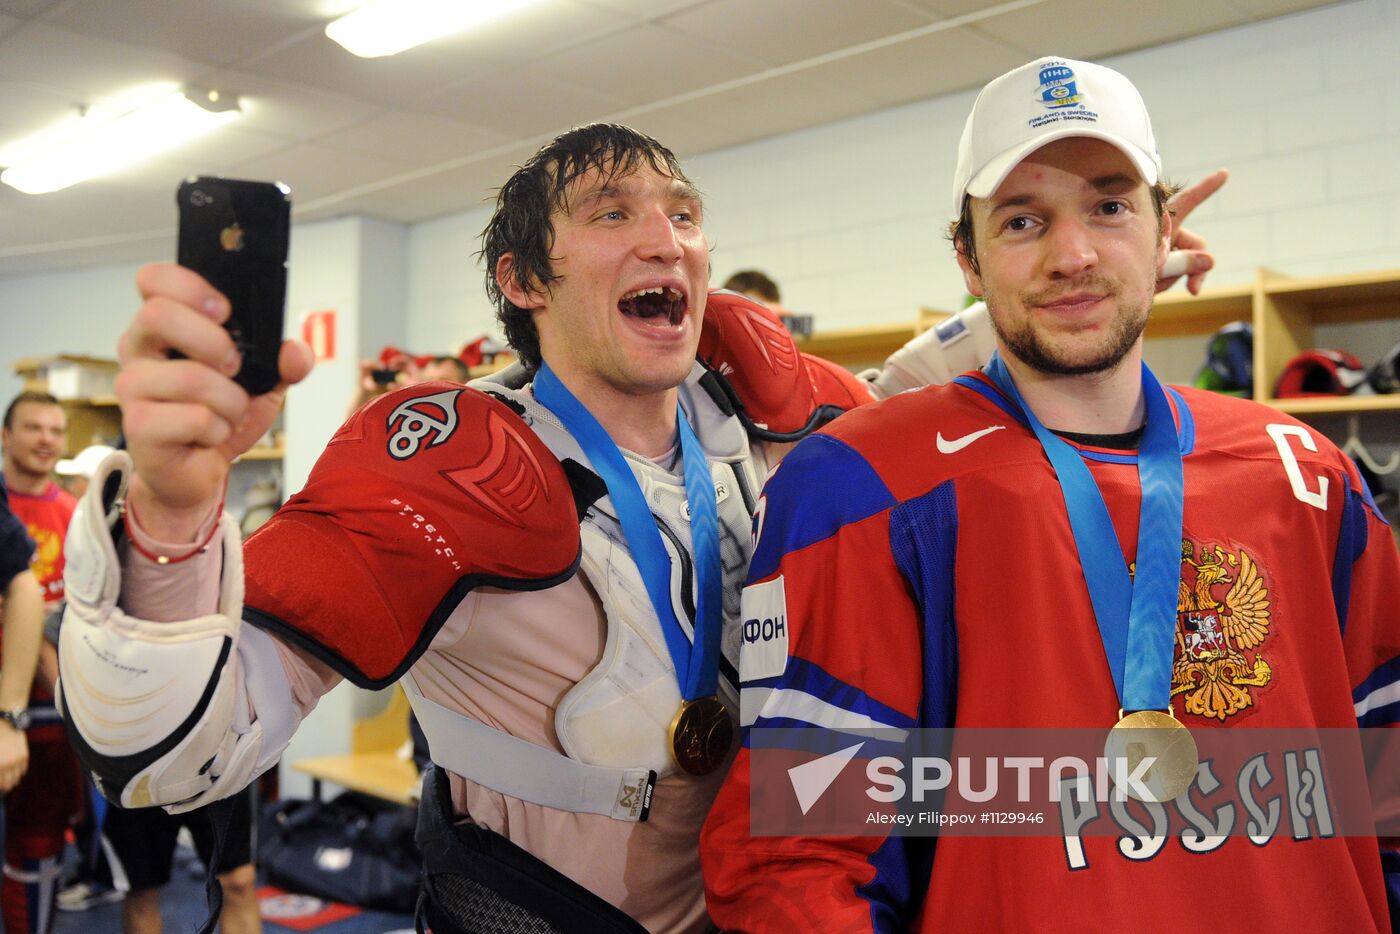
[948,179,1181,278]
[3,390,61,430]
[479,123,693,372]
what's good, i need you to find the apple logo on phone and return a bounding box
[220,222,245,252]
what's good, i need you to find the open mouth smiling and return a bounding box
[619,285,686,326]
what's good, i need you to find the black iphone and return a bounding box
[176,176,291,395]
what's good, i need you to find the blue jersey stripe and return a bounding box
[1357,697,1400,729]
[1080,449,1138,464]
[951,380,1195,461]
[953,375,1027,424]
[749,433,896,583]
[1354,652,1400,708]
[741,720,909,761]
[1333,485,1370,637]
[1165,387,1196,456]
[1357,472,1390,526]
[859,835,933,933]
[889,480,959,731]
[747,656,917,728]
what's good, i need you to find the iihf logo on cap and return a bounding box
[1038,62,1081,109]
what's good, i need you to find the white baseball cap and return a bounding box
[55,444,115,478]
[952,56,1160,215]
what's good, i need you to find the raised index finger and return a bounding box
[1169,169,1229,227]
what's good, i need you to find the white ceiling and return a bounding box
[0,0,1338,277]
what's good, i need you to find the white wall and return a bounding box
[393,0,1400,386]
[6,0,1397,389]
[0,263,143,404]
[406,207,497,355]
[281,215,408,493]
[701,0,1400,331]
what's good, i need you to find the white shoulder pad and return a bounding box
[56,452,265,813]
[868,301,997,398]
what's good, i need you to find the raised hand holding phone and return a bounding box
[176,177,290,395]
[114,178,313,542]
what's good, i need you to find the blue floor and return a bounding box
[51,841,416,934]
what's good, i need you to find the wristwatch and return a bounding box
[0,708,30,731]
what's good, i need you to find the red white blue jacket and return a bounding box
[702,374,1400,932]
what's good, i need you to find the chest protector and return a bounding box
[405,366,766,817]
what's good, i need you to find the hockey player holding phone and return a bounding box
[57,122,1221,931]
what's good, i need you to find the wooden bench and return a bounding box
[291,751,420,807]
[289,684,421,807]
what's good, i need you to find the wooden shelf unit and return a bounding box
[10,361,293,460]
[1143,283,1254,340]
[798,267,1399,416]
[1137,267,1400,414]
[1252,268,1400,414]
[1270,394,1400,416]
[793,322,918,368]
[1113,267,1400,418]
[57,397,122,455]
[291,752,420,807]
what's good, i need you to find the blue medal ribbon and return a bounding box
[984,352,1184,712]
[533,362,722,701]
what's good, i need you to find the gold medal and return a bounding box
[1103,709,1199,803]
[668,696,735,776]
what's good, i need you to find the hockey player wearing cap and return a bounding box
[702,56,1400,931]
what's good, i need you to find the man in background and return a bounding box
[0,485,44,833]
[2,391,81,934]
[720,268,814,335]
[101,788,262,934]
[721,269,782,306]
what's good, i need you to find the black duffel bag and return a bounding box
[258,791,420,912]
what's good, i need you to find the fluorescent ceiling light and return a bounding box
[326,0,543,58]
[0,84,242,195]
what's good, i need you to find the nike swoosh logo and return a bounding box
[936,425,1005,454]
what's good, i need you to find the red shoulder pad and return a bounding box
[697,290,874,435]
[244,382,579,688]
[804,353,880,410]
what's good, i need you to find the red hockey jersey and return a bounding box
[6,480,74,607]
[702,375,1400,932]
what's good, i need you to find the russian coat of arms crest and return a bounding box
[1171,540,1273,721]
